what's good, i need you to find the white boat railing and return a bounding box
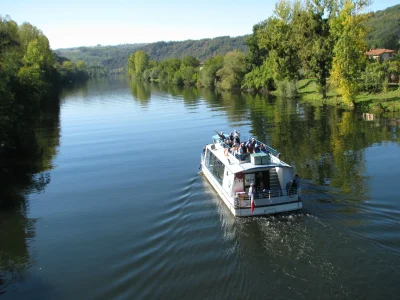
[235,188,298,202]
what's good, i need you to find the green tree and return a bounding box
[182,56,200,68]
[134,50,149,78]
[199,55,224,87]
[245,21,269,70]
[330,0,370,106]
[243,61,275,91]
[127,53,135,77]
[291,0,336,98]
[257,1,301,82]
[216,50,246,90]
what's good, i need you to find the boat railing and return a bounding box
[235,187,298,205]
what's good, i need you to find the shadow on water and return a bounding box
[0,92,61,295]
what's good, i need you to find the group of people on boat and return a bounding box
[217,131,271,157]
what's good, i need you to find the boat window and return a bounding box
[205,150,224,184]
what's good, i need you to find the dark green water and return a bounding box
[1,76,400,299]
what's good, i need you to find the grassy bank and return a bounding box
[296,79,400,113]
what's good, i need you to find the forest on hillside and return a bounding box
[56,36,248,71]
[365,4,400,51]
[56,3,400,72]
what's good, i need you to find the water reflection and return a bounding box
[0,200,36,295]
[130,80,399,203]
[130,80,151,104]
[0,94,60,294]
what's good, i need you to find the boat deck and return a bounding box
[210,134,291,173]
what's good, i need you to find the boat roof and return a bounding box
[206,134,293,174]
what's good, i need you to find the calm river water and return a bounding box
[1,76,400,299]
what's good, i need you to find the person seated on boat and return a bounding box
[219,132,226,140]
[234,135,240,144]
[235,143,246,159]
[234,130,240,139]
[225,139,232,147]
[247,144,254,154]
[251,138,257,148]
[245,138,252,147]
[254,144,260,153]
[237,143,244,154]
[229,132,234,142]
[232,140,240,148]
[240,143,246,153]
[260,144,270,155]
[231,145,237,155]
[260,144,267,153]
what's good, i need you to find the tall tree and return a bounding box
[257,1,301,82]
[133,50,149,78]
[199,55,224,87]
[291,0,336,98]
[330,0,370,106]
[127,53,135,77]
[216,50,246,90]
[245,21,269,70]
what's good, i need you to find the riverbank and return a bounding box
[296,79,400,114]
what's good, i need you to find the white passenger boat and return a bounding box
[200,131,302,217]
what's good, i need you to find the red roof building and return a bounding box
[366,49,396,61]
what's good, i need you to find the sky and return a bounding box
[0,0,398,49]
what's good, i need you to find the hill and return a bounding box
[366,4,400,51]
[56,4,400,72]
[55,35,248,71]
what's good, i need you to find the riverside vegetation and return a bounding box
[0,16,90,207]
[127,0,400,112]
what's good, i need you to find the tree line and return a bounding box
[127,0,400,107]
[56,3,398,75]
[0,16,89,207]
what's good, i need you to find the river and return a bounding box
[1,76,400,299]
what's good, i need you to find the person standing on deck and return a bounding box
[249,183,256,212]
[292,174,300,193]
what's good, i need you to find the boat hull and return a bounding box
[201,161,303,217]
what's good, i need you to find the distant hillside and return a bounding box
[56,4,400,72]
[56,36,248,71]
[366,4,400,51]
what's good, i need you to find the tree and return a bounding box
[199,55,224,87]
[243,61,275,91]
[216,50,246,90]
[182,56,199,68]
[290,0,336,98]
[245,21,269,70]
[330,0,370,106]
[257,1,301,82]
[134,50,149,78]
[127,53,135,77]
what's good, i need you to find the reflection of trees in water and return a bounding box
[207,91,398,197]
[0,197,37,295]
[257,100,399,195]
[130,80,151,105]
[132,81,399,196]
[0,94,60,294]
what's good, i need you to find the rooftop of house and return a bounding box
[366,48,396,56]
